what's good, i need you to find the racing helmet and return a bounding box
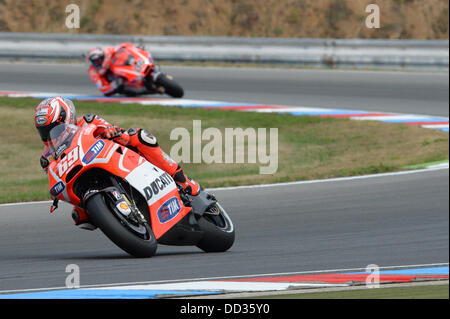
[34,96,77,144]
[87,47,105,69]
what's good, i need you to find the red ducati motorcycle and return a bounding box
[100,44,184,98]
[46,123,234,257]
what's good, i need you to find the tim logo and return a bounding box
[50,181,65,197]
[82,140,105,164]
[157,197,181,224]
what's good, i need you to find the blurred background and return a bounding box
[0,0,448,39]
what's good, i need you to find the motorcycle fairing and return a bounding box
[109,45,153,86]
[122,161,191,239]
[47,124,191,239]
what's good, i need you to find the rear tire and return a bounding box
[155,73,184,98]
[86,193,157,258]
[196,203,235,252]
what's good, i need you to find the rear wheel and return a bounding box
[196,203,235,252]
[86,193,157,258]
[155,73,184,98]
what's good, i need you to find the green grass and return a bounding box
[0,96,448,203]
[402,159,449,170]
[257,284,449,299]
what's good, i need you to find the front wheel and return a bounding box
[196,203,235,252]
[154,73,184,98]
[86,193,157,258]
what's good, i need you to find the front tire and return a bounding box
[86,193,157,258]
[196,203,235,252]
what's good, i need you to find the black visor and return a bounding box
[91,56,104,68]
[37,121,60,142]
[37,109,66,142]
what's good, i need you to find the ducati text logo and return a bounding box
[82,140,105,164]
[143,172,173,201]
[157,197,181,224]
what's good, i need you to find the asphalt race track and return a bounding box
[0,62,448,291]
[0,169,448,291]
[0,62,448,116]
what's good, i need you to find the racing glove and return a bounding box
[40,155,49,169]
[101,125,124,140]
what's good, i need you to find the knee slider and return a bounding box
[138,129,158,147]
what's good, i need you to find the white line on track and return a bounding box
[0,200,52,207]
[0,164,448,207]
[0,262,447,295]
[207,164,449,191]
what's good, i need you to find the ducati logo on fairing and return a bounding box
[143,172,173,201]
[157,197,181,224]
[82,140,105,164]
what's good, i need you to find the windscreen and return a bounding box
[48,124,79,159]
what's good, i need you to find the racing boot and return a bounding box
[172,165,200,196]
[72,206,97,231]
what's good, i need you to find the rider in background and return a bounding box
[34,96,200,230]
[86,45,118,96]
[86,43,152,96]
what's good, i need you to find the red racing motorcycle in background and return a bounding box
[46,123,234,257]
[93,44,184,98]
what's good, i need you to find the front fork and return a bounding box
[82,176,146,225]
[146,65,165,94]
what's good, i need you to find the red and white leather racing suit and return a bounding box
[87,46,119,96]
[87,43,150,96]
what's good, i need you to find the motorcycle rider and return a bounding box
[35,96,200,230]
[86,43,157,97]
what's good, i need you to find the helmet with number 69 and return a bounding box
[34,96,77,144]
